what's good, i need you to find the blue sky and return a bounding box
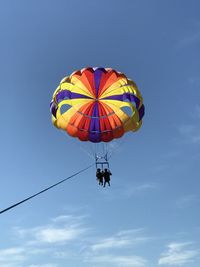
[0,0,200,266]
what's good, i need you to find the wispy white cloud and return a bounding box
[91,236,130,251]
[99,181,158,201]
[135,183,157,191]
[28,265,57,267]
[188,77,200,87]
[8,215,150,267]
[179,124,196,135]
[178,123,200,144]
[176,194,199,209]
[15,214,88,245]
[35,226,85,244]
[0,264,22,267]
[91,228,150,251]
[84,229,149,267]
[152,163,169,173]
[0,246,53,267]
[6,214,90,265]
[176,20,200,48]
[158,242,199,265]
[51,214,77,223]
[177,103,200,145]
[85,254,147,267]
[0,247,27,267]
[124,183,158,198]
[0,247,25,262]
[53,250,72,259]
[51,214,88,224]
[194,105,200,118]
[178,31,200,46]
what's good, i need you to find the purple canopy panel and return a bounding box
[138,104,145,121]
[89,102,101,142]
[94,68,105,98]
[56,90,92,103]
[102,93,140,109]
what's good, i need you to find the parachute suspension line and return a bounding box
[107,138,125,160]
[102,143,105,159]
[0,163,95,215]
[105,143,108,160]
[80,145,94,160]
[95,142,110,171]
[95,143,97,159]
[105,143,110,161]
[104,143,108,161]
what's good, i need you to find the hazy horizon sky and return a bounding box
[0,1,200,267]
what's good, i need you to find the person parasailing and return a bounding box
[50,67,145,187]
[103,168,112,187]
[96,168,103,186]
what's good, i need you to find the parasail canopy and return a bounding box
[50,67,145,143]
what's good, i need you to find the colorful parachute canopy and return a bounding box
[50,67,145,143]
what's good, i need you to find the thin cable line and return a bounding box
[0,163,94,215]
